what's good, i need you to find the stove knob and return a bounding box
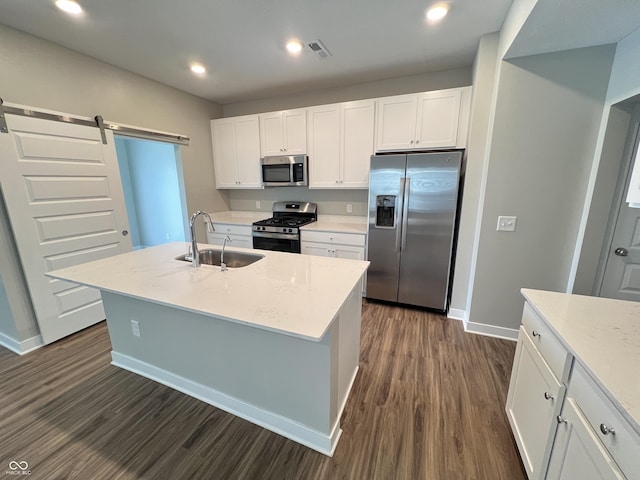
[288,228,293,233]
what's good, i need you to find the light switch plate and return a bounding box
[497,216,517,232]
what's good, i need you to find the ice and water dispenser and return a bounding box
[375,195,397,228]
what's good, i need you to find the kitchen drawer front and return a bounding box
[301,230,365,246]
[568,363,640,476]
[207,233,252,249]
[521,303,572,383]
[211,223,252,237]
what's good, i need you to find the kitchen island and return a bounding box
[47,242,369,455]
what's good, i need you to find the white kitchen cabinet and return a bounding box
[506,327,567,480]
[308,100,375,189]
[206,223,253,249]
[259,109,307,156]
[301,242,364,260]
[508,291,640,480]
[546,399,625,479]
[375,88,465,152]
[211,116,262,189]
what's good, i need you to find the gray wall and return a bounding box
[0,23,227,344]
[222,68,472,117]
[0,24,228,220]
[573,105,634,295]
[0,276,18,340]
[468,45,616,331]
[450,33,500,314]
[0,189,39,342]
[223,67,473,217]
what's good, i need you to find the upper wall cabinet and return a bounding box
[211,115,262,189]
[259,109,307,156]
[376,87,469,152]
[308,99,375,189]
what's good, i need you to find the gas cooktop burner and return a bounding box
[254,216,315,228]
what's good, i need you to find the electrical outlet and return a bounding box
[496,216,517,232]
[131,319,141,337]
[256,200,261,209]
[346,203,353,213]
[165,232,170,240]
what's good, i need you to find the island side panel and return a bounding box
[336,283,362,418]
[101,291,335,440]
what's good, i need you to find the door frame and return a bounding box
[594,104,640,296]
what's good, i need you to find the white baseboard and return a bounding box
[447,308,466,322]
[465,321,518,341]
[111,351,340,456]
[447,309,518,341]
[0,332,43,355]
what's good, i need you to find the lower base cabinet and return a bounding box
[206,223,252,249]
[506,328,566,480]
[546,399,625,480]
[507,298,639,480]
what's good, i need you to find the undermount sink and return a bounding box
[176,249,264,268]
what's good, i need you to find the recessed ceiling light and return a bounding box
[426,5,448,22]
[190,63,206,75]
[55,0,83,15]
[286,40,303,55]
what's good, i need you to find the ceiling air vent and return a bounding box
[307,40,332,59]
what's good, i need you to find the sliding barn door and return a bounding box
[0,114,132,344]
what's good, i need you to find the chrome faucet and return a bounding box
[220,235,231,271]
[189,210,213,267]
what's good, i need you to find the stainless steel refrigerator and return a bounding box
[366,151,463,311]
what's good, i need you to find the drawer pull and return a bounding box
[544,392,554,400]
[556,415,567,424]
[599,423,616,436]
[532,330,541,337]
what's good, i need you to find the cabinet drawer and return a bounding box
[210,223,252,236]
[568,363,640,476]
[521,303,572,383]
[300,230,365,246]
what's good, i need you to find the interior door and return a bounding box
[0,113,132,344]
[600,129,640,302]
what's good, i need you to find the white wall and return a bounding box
[467,45,616,333]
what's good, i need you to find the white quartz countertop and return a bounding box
[47,243,369,342]
[301,215,368,235]
[521,288,640,434]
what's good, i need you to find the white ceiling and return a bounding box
[0,0,513,104]
[2,1,639,106]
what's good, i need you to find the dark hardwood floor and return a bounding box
[0,300,526,480]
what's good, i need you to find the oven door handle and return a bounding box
[252,231,300,241]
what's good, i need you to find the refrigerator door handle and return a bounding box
[396,177,406,251]
[401,177,410,250]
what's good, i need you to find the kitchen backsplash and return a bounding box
[228,188,368,216]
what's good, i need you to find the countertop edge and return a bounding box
[520,288,640,436]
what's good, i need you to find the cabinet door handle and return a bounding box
[599,423,616,435]
[544,392,554,400]
[556,415,567,424]
[416,139,420,144]
[532,330,541,338]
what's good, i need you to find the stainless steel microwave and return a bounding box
[261,155,308,187]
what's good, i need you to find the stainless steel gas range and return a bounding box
[252,201,317,253]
